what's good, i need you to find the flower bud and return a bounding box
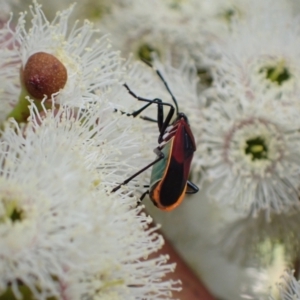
[22,52,67,100]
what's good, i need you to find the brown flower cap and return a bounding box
[22,52,67,100]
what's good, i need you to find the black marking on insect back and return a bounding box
[184,129,195,159]
[159,158,186,207]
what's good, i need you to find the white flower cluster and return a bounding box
[0,2,182,299]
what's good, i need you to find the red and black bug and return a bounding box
[112,63,198,211]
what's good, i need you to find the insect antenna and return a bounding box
[142,59,179,115]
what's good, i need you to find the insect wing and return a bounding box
[171,119,196,179]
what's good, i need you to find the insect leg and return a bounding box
[185,180,199,194]
[111,149,164,193]
[142,59,179,115]
[157,104,175,143]
[137,190,150,206]
[139,116,158,123]
[123,84,174,133]
[115,109,158,124]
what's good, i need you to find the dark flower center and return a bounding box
[0,199,24,223]
[223,9,236,22]
[260,61,291,85]
[245,137,268,160]
[10,208,23,222]
[197,67,213,87]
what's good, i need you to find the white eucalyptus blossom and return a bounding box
[0,118,106,299]
[11,1,123,106]
[64,200,180,300]
[99,0,202,64]
[202,11,300,101]
[23,98,151,190]
[196,92,300,217]
[198,0,295,41]
[0,101,180,299]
